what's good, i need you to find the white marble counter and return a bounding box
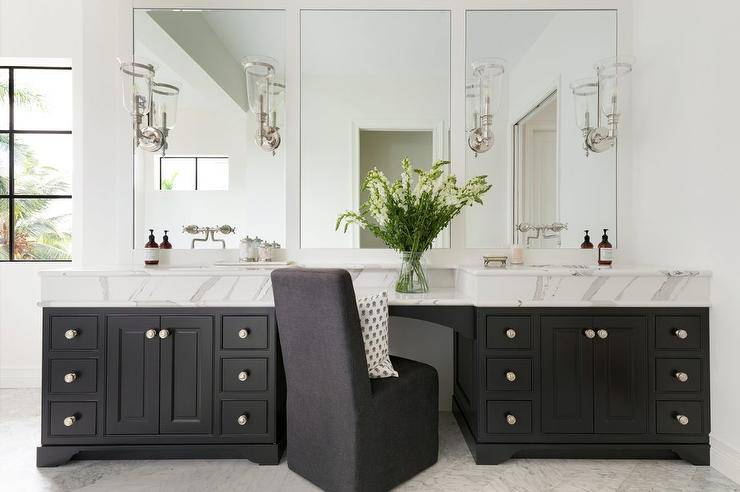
[39,263,710,308]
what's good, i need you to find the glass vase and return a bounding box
[395,251,429,294]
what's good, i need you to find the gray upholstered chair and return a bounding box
[271,268,439,492]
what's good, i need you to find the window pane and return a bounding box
[0,69,8,130]
[14,134,72,195]
[0,135,8,193]
[13,69,72,131]
[14,198,71,260]
[160,157,196,190]
[196,157,229,191]
[0,198,8,260]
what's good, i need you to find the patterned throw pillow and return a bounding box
[356,291,398,378]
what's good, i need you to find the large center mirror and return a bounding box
[465,10,618,249]
[300,10,451,248]
[133,9,286,249]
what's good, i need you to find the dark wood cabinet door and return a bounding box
[159,316,213,434]
[107,316,160,435]
[541,316,594,434]
[593,316,648,434]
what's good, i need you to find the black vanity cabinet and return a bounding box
[38,308,285,467]
[452,308,710,465]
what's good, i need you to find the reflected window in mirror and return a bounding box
[465,10,617,249]
[133,9,286,249]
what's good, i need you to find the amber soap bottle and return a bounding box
[160,230,172,249]
[144,229,160,265]
[598,229,613,266]
[581,230,594,249]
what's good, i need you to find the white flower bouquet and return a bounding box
[336,159,491,292]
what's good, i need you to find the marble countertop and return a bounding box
[38,263,710,308]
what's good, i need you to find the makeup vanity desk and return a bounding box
[37,264,711,467]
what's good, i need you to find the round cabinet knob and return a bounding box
[584,329,596,339]
[237,414,249,426]
[238,328,250,339]
[674,329,688,340]
[674,371,689,383]
[63,415,76,427]
[159,329,170,339]
[64,329,78,340]
[238,371,250,382]
[505,328,517,339]
[505,371,517,382]
[63,372,78,384]
[506,414,517,426]
[597,329,608,339]
[145,329,157,339]
[676,414,690,426]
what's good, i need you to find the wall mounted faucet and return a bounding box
[516,222,568,248]
[183,225,236,249]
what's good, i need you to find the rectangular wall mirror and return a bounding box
[465,10,617,249]
[133,9,286,249]
[300,10,451,249]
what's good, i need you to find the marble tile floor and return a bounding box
[1,388,737,492]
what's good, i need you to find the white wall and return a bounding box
[0,0,84,387]
[626,0,740,482]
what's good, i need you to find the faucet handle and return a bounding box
[218,225,236,235]
[183,224,201,234]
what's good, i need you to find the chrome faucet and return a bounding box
[516,222,568,248]
[183,225,236,249]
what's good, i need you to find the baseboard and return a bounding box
[711,437,740,485]
[0,367,41,388]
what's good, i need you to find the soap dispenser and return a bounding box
[598,229,613,266]
[160,230,172,249]
[581,230,594,249]
[144,229,160,266]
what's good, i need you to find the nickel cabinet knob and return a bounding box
[506,414,517,426]
[597,329,608,339]
[237,414,249,426]
[505,328,517,339]
[63,372,78,384]
[238,371,250,382]
[63,415,77,427]
[584,329,596,339]
[674,371,689,383]
[145,329,157,339]
[238,328,250,339]
[505,371,517,382]
[676,414,690,426]
[159,329,170,339]
[674,328,688,339]
[64,329,78,340]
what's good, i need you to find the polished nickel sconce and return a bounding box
[468,58,506,157]
[119,60,179,155]
[570,56,633,156]
[242,56,283,155]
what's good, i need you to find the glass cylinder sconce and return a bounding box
[151,82,180,155]
[570,55,633,156]
[468,58,506,157]
[242,55,281,155]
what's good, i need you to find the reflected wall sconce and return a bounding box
[570,56,633,156]
[242,55,283,155]
[119,60,179,156]
[468,57,506,157]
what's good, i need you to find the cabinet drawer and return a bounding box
[221,358,268,392]
[486,358,532,391]
[49,359,97,394]
[50,316,98,351]
[221,400,268,435]
[486,401,532,434]
[49,401,97,436]
[656,316,701,350]
[656,401,703,434]
[656,358,701,393]
[486,316,531,350]
[222,316,269,350]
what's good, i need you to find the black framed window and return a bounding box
[0,65,73,261]
[159,155,229,191]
